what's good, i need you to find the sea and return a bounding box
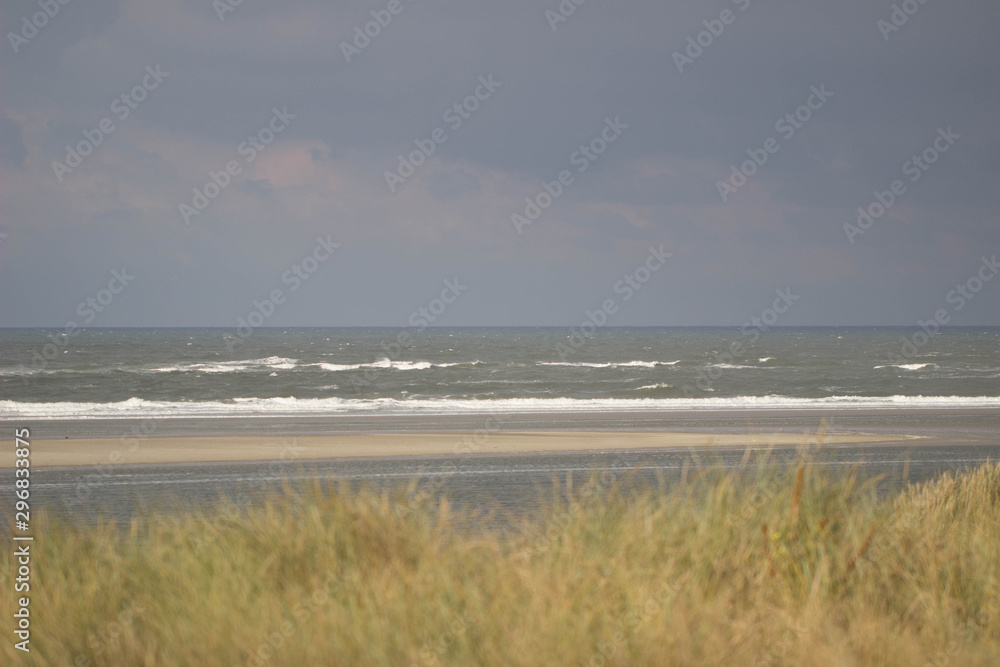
[2,326,999,419]
[3,326,999,523]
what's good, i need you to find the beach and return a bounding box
[4,407,997,530]
[0,429,921,468]
[5,405,1000,469]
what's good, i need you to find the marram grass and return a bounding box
[3,459,999,666]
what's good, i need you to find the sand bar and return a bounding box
[3,431,918,468]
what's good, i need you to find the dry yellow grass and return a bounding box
[2,458,999,666]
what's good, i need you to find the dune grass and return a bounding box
[3,457,999,666]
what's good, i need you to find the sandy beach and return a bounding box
[2,429,920,468]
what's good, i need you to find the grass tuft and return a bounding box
[3,458,999,666]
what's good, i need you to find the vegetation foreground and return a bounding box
[3,458,1000,666]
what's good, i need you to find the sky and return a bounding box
[1,0,998,327]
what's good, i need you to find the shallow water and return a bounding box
[10,442,999,527]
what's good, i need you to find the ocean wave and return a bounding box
[537,361,680,369]
[635,383,674,391]
[874,363,936,371]
[148,356,298,374]
[316,361,367,371]
[316,358,392,372]
[0,367,45,377]
[2,356,302,376]
[393,361,433,371]
[315,359,481,372]
[2,357,487,377]
[0,366,122,376]
[3,394,1000,420]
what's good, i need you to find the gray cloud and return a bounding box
[1,0,998,326]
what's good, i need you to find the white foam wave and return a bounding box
[317,361,373,372]
[394,361,433,371]
[1,366,126,376]
[317,362,366,371]
[3,357,486,377]
[758,357,774,363]
[635,383,673,391]
[874,363,936,371]
[149,356,298,374]
[537,361,679,369]
[314,359,475,372]
[3,394,999,420]
[0,367,43,377]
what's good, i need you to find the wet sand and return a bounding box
[2,429,919,468]
[5,407,999,469]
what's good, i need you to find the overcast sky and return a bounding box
[1,0,998,327]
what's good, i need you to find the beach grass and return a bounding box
[3,457,999,666]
